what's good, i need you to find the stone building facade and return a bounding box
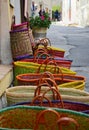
[62,0,89,26]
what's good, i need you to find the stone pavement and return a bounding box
[47,22,89,92]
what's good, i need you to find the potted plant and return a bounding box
[29,12,52,38]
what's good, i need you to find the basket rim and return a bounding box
[13,22,28,28]
[0,105,89,118]
[13,61,77,75]
[16,73,41,82]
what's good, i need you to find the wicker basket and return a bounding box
[13,61,76,85]
[6,85,89,106]
[58,81,85,90]
[10,29,33,60]
[13,61,76,75]
[12,22,28,31]
[47,46,65,57]
[11,86,89,114]
[0,106,89,130]
[14,100,89,114]
[16,71,85,86]
[20,52,73,69]
[6,85,53,106]
[54,73,85,84]
[34,44,65,58]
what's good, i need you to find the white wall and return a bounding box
[14,0,21,24]
[62,0,80,25]
[79,0,89,26]
[62,0,69,24]
[71,0,77,23]
[0,0,12,64]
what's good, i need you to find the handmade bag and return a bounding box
[34,42,65,58]
[0,105,88,130]
[20,51,73,69]
[6,85,89,107]
[11,22,28,31]
[10,22,33,60]
[32,84,89,113]
[16,71,85,90]
[13,61,76,85]
[6,80,89,113]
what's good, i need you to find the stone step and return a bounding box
[0,65,13,108]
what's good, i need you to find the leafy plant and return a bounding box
[29,12,51,29]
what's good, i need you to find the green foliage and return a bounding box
[29,13,51,29]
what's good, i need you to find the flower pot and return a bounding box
[33,27,47,39]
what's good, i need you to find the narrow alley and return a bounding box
[47,23,89,92]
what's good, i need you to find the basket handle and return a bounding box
[34,52,51,63]
[11,15,15,30]
[44,60,64,83]
[36,61,63,84]
[34,48,47,56]
[34,109,60,130]
[31,95,52,107]
[39,38,51,46]
[36,56,56,73]
[34,82,57,98]
[35,38,51,48]
[40,71,55,81]
[57,117,79,130]
[37,58,60,74]
[34,42,48,51]
[38,77,58,90]
[44,60,60,73]
[42,87,64,108]
[33,49,46,62]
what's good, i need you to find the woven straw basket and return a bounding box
[58,81,85,90]
[13,61,76,85]
[13,61,76,75]
[11,85,89,114]
[16,72,85,87]
[0,106,89,130]
[12,22,28,31]
[6,86,89,106]
[34,43,65,58]
[10,29,33,60]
